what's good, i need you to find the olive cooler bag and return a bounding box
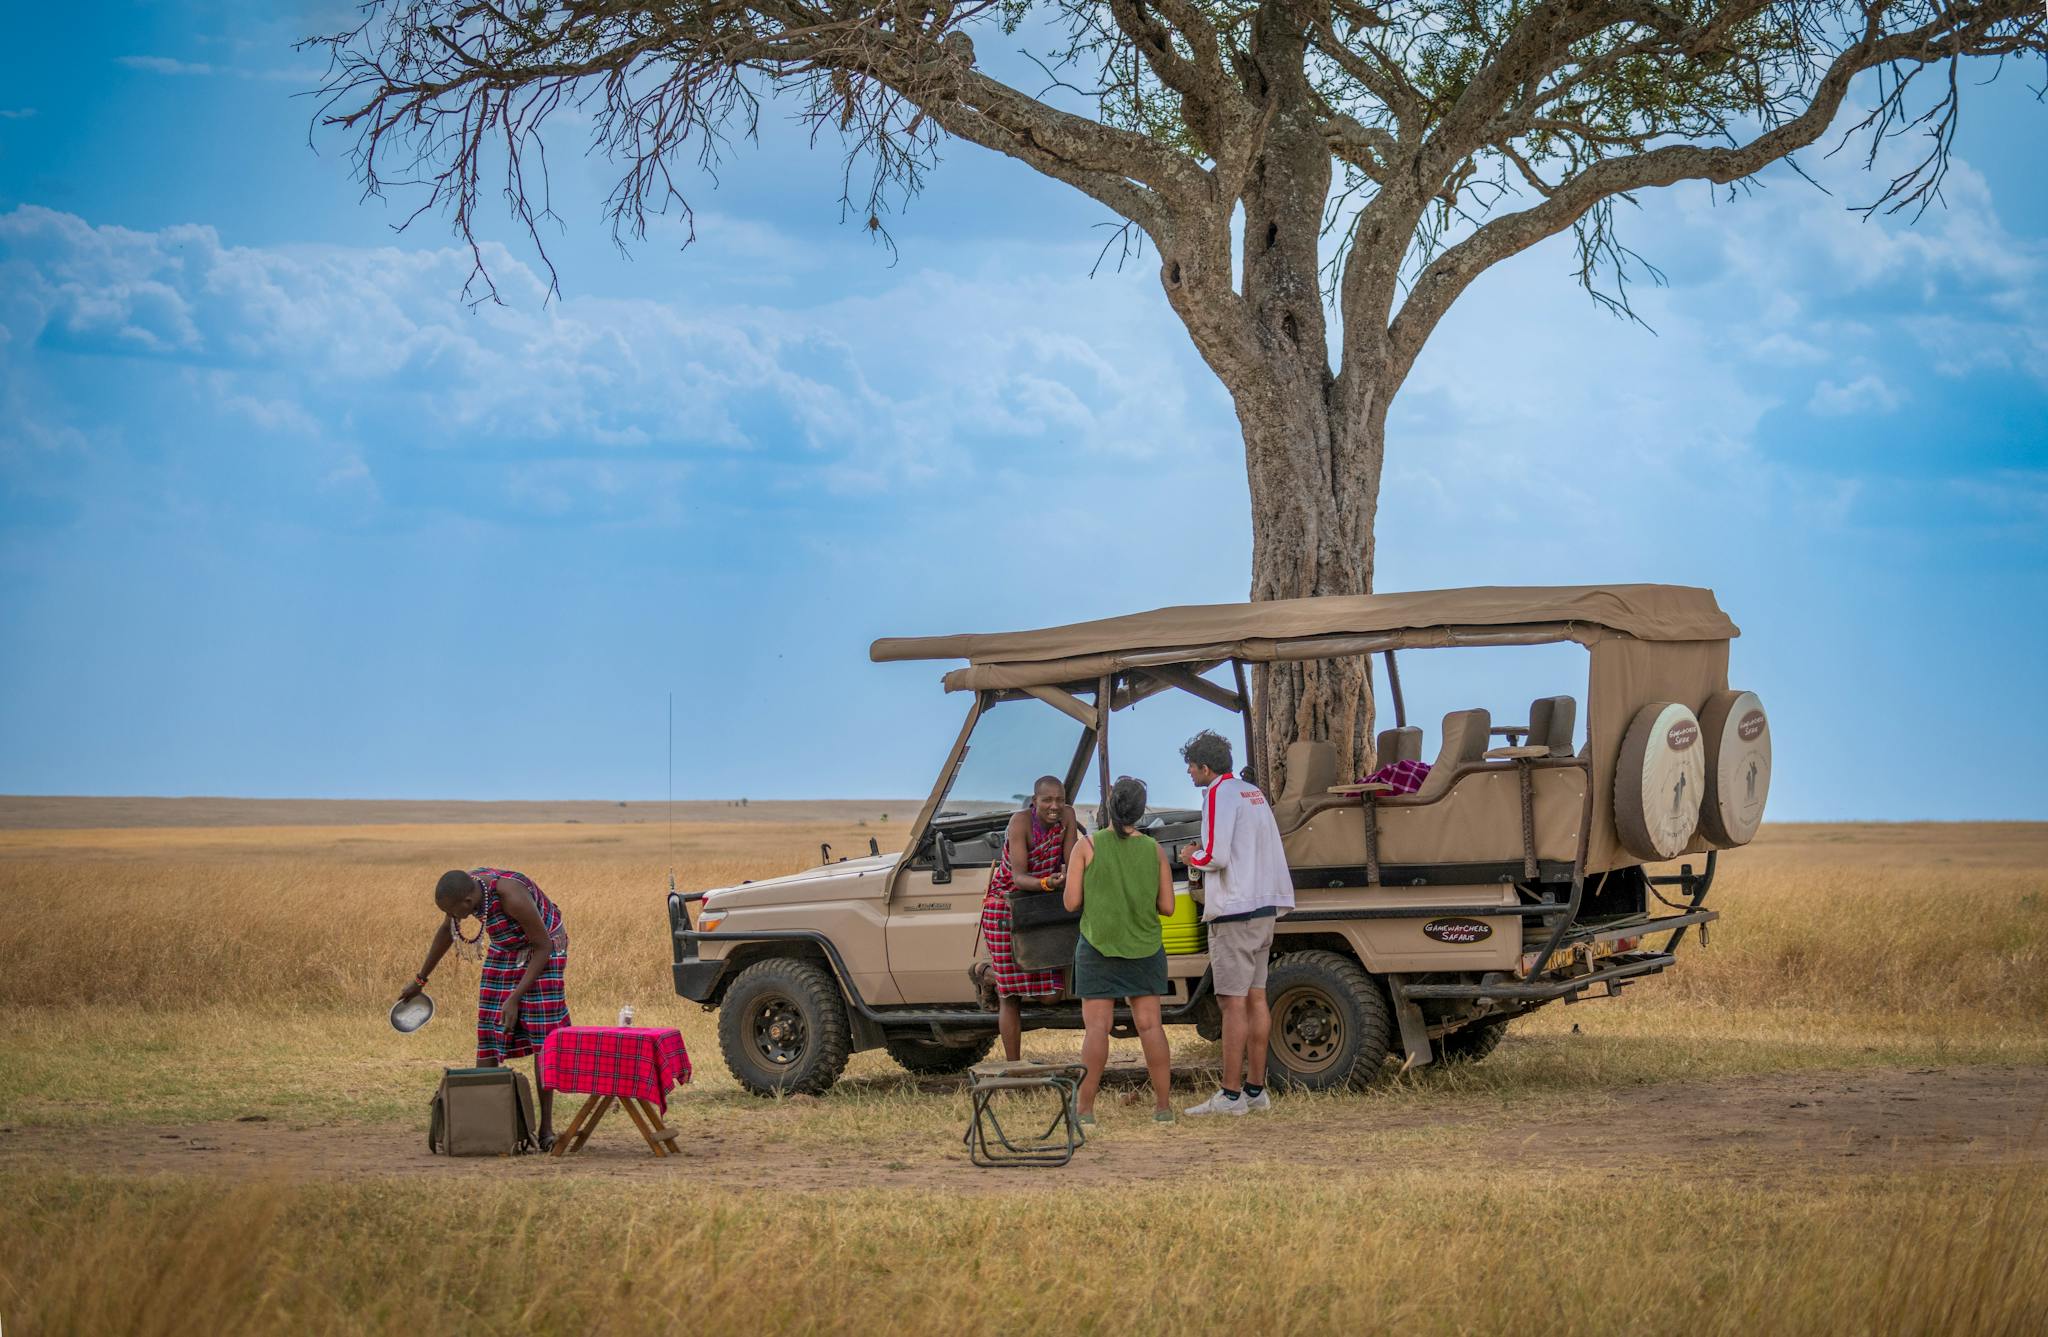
[428,1067,539,1156]
[1009,890,1083,972]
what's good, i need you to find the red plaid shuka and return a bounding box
[540,1026,692,1111]
[473,868,572,1066]
[1365,759,1432,795]
[980,814,1068,999]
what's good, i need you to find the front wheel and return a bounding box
[718,957,853,1097]
[1263,950,1393,1090]
[883,1034,995,1076]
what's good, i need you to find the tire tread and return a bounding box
[1265,949,1393,1090]
[717,957,853,1097]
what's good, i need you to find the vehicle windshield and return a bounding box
[940,697,1085,818]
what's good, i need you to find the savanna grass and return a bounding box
[2,815,2046,1333]
[3,1166,2045,1336]
[1,820,2045,1129]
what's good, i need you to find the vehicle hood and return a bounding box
[700,852,900,906]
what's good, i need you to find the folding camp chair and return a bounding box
[962,1060,1089,1168]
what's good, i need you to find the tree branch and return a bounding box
[1385,2,2041,386]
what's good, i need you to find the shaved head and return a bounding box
[1032,775,1064,798]
[435,869,478,913]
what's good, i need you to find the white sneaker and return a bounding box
[1184,1090,1249,1117]
[1244,1089,1271,1112]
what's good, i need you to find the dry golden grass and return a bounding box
[2,812,2045,1333]
[4,1169,2045,1335]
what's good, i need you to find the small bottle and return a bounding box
[618,1004,635,1027]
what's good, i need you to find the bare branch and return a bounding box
[1385,1,2044,385]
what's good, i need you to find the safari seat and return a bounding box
[1375,726,1423,767]
[1526,696,1577,756]
[1273,740,1342,830]
[1399,709,1491,803]
[1282,705,1591,872]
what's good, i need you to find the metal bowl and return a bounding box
[390,992,435,1033]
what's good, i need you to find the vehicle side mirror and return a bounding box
[930,832,952,885]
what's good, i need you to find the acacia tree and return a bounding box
[309,1,2042,784]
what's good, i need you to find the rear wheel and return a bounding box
[1264,950,1393,1090]
[718,958,852,1097]
[883,1034,995,1076]
[1438,1016,1510,1064]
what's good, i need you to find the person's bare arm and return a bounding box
[495,881,554,1035]
[1062,839,1091,913]
[399,919,453,1002]
[1155,846,1175,917]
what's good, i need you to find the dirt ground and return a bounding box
[6,1064,2040,1195]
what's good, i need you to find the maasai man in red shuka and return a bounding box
[399,867,572,1149]
[979,776,1087,1061]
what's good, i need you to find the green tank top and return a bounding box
[1080,829,1164,959]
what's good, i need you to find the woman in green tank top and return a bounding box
[1062,775,1176,1123]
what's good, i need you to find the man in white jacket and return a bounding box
[1176,730,1295,1115]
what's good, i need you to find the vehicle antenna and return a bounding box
[667,690,675,896]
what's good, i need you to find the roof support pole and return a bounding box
[1232,659,1263,788]
[1382,650,1407,729]
[1021,683,1099,730]
[1095,675,1114,820]
[1143,663,1246,714]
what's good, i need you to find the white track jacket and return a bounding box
[1185,773,1296,921]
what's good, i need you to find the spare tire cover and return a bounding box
[1698,690,1771,846]
[1613,702,1707,861]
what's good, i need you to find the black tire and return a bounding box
[1264,950,1394,1090]
[883,1034,996,1076]
[1438,1016,1510,1064]
[718,957,853,1097]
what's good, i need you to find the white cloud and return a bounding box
[0,108,35,120]
[1808,373,1904,416]
[1747,332,1830,365]
[117,53,328,83]
[118,55,218,77]
[0,205,1231,520]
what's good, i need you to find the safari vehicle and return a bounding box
[668,584,1771,1096]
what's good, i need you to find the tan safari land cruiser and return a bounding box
[668,584,1770,1096]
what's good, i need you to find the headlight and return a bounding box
[696,909,727,933]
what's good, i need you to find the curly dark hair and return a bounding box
[1179,729,1233,775]
[1103,775,1148,832]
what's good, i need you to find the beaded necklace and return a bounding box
[448,881,489,964]
[449,912,486,963]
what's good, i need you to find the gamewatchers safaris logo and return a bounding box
[1422,916,1493,944]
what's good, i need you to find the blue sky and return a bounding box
[1,3,2043,818]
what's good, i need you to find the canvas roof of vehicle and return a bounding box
[871,584,1737,692]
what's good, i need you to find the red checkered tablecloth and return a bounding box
[540,1026,692,1110]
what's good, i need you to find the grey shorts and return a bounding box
[1208,915,1276,996]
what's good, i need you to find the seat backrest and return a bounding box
[1375,726,1423,767]
[1280,740,1341,800]
[1411,709,1491,802]
[1527,696,1578,757]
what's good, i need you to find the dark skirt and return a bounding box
[1073,936,1168,1000]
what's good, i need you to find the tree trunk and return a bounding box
[1235,372,1387,794]
[1153,32,1389,798]
[1230,68,1386,795]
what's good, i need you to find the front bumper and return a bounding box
[675,957,726,1002]
[668,892,724,1002]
